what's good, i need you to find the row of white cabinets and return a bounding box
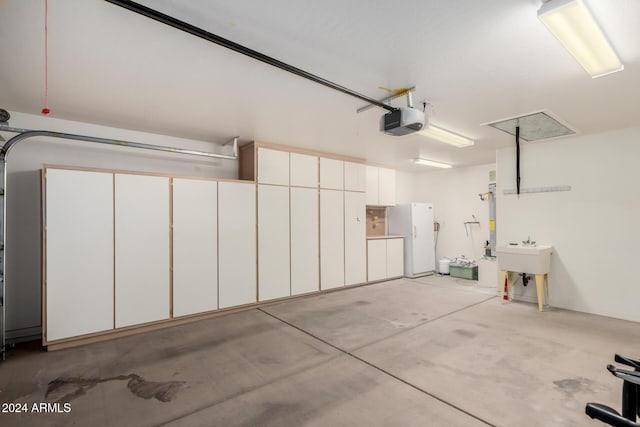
[366,166,396,206]
[257,185,367,300]
[256,147,367,300]
[367,238,404,282]
[45,168,256,342]
[257,148,396,206]
[257,147,366,191]
[45,152,398,343]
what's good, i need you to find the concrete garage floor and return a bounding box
[1,276,639,426]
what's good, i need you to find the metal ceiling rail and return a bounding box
[103,0,397,113]
[0,124,238,361]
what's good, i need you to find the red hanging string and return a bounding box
[42,0,50,115]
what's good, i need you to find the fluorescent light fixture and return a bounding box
[414,158,452,169]
[418,124,474,148]
[538,0,623,78]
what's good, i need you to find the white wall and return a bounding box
[394,170,415,204]
[496,126,640,322]
[3,111,237,337]
[412,164,495,265]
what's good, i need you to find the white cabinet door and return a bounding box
[344,162,366,192]
[115,174,170,328]
[378,168,396,206]
[290,187,319,295]
[258,148,289,185]
[45,169,114,341]
[367,240,387,282]
[218,181,257,308]
[290,153,318,188]
[366,166,379,205]
[320,189,344,289]
[172,179,218,317]
[344,192,366,285]
[320,158,344,190]
[258,185,290,301]
[386,238,405,278]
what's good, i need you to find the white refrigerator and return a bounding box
[387,203,436,278]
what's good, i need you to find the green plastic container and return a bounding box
[449,265,478,280]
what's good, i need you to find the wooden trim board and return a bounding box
[42,164,252,184]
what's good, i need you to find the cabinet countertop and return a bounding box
[366,235,404,240]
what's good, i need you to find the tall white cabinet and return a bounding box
[320,189,345,289]
[115,174,170,328]
[258,184,290,301]
[290,187,319,295]
[344,191,366,285]
[45,169,114,341]
[257,148,291,301]
[172,178,218,317]
[290,152,319,296]
[344,161,367,286]
[218,181,257,308]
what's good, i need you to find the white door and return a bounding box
[172,178,218,317]
[115,174,170,328]
[290,187,319,295]
[320,189,344,289]
[344,162,366,192]
[45,169,114,341]
[411,203,435,275]
[367,240,387,282]
[320,158,344,190]
[257,148,289,185]
[344,191,366,285]
[258,184,290,301]
[218,181,257,308]
[290,153,318,188]
[365,166,379,205]
[386,238,405,278]
[378,168,396,206]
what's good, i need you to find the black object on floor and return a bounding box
[586,354,640,426]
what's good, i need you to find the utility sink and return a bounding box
[496,244,553,274]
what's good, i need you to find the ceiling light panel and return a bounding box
[418,125,474,147]
[538,0,623,78]
[414,158,452,168]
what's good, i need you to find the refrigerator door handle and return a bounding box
[413,225,417,239]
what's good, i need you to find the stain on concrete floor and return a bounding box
[553,377,594,398]
[46,374,186,403]
[453,329,477,338]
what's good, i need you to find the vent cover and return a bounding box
[487,111,575,142]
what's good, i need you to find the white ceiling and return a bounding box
[1,0,639,171]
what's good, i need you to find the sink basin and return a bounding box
[496,244,553,274]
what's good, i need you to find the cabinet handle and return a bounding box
[356,217,360,222]
[414,225,417,238]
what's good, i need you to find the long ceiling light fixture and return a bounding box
[414,158,452,169]
[418,124,474,148]
[538,0,623,78]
